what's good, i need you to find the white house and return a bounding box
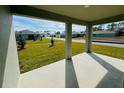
[15,30,41,40]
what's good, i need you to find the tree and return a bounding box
[93,25,104,31]
[120,21,124,28]
[110,22,116,31]
[56,31,60,34]
[92,26,98,31]
[117,22,121,29]
[97,25,103,31]
[107,24,111,31]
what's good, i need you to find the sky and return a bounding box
[13,15,86,33]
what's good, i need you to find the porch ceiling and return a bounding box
[10,5,124,25]
[31,5,124,21]
[31,5,124,24]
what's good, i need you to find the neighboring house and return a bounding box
[56,31,61,38]
[72,31,78,38]
[39,31,45,37]
[72,31,84,38]
[15,30,41,40]
[56,34,61,38]
[42,31,56,37]
[115,27,124,36]
[92,31,116,37]
[43,31,51,37]
[60,31,85,38]
[60,32,66,38]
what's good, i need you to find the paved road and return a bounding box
[52,38,124,48]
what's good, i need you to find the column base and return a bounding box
[66,58,72,61]
[86,50,92,53]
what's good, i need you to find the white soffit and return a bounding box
[31,5,124,22]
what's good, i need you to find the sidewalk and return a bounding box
[52,37,124,48]
[92,40,124,44]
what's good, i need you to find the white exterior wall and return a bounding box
[0,6,20,88]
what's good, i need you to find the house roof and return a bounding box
[16,30,40,34]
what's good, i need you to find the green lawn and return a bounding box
[113,36,124,39]
[18,38,124,73]
[72,37,85,40]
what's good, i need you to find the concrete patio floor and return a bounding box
[18,53,124,88]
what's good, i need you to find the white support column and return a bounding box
[65,22,72,60]
[85,24,93,53]
[0,6,20,88]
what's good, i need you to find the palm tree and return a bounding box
[110,22,116,31]
[106,22,116,31]
[56,31,60,34]
[107,24,111,31]
[120,21,124,28]
[97,25,103,31]
[92,26,98,31]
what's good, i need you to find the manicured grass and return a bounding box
[113,36,124,39]
[18,38,124,73]
[92,44,124,60]
[72,37,85,40]
[18,38,85,73]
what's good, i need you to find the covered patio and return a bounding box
[18,53,124,88]
[0,5,124,88]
